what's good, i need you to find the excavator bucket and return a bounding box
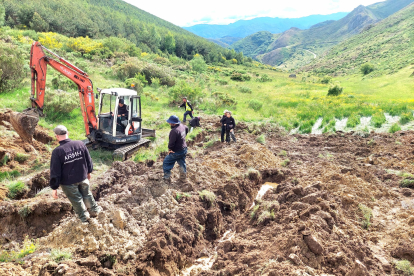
[9,109,40,143]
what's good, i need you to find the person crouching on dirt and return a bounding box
[179,97,194,123]
[163,115,189,184]
[220,110,229,143]
[221,111,236,143]
[49,125,101,223]
[189,116,201,132]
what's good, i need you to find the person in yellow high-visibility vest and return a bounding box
[178,97,194,122]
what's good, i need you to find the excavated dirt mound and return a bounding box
[1,125,414,275]
[0,109,56,186]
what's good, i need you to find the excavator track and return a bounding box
[112,138,151,161]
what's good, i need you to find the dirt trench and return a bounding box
[1,121,414,275]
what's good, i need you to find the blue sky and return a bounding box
[124,0,385,26]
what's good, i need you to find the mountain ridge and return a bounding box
[234,0,414,68]
[184,12,349,40]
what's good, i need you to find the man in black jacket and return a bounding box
[179,97,194,122]
[221,111,237,143]
[49,125,101,222]
[116,99,128,132]
[163,115,189,183]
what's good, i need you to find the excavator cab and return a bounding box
[93,88,143,148]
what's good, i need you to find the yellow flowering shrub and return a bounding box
[141,52,149,57]
[66,36,103,54]
[38,32,67,49]
[231,59,238,64]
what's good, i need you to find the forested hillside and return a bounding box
[0,0,236,62]
[235,0,414,69]
[302,2,414,76]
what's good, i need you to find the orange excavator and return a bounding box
[10,41,155,160]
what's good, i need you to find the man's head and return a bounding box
[166,115,180,126]
[182,97,187,103]
[198,116,201,121]
[54,125,68,141]
[119,99,124,107]
[226,111,231,118]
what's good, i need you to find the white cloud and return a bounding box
[123,0,386,26]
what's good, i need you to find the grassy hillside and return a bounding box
[232,31,278,57]
[236,0,414,69]
[302,3,414,76]
[0,0,234,61]
[184,13,348,40]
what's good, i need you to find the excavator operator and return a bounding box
[112,99,128,132]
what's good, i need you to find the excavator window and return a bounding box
[100,94,116,114]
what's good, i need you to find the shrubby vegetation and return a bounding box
[327,85,343,96]
[361,63,374,75]
[0,41,24,93]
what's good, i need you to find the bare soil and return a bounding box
[0,109,56,189]
[1,117,413,275]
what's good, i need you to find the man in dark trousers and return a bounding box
[220,110,229,142]
[221,111,237,143]
[50,125,101,223]
[189,116,201,132]
[179,97,194,122]
[163,115,189,183]
[116,99,128,132]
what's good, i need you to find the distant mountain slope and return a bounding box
[238,0,414,69]
[1,0,229,60]
[184,13,348,39]
[302,2,414,76]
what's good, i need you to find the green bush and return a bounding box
[190,56,207,73]
[44,89,79,120]
[321,76,332,84]
[327,85,343,96]
[124,78,144,93]
[51,74,78,91]
[399,112,414,125]
[347,114,361,128]
[389,123,401,133]
[218,79,228,85]
[212,92,237,106]
[0,41,25,93]
[361,63,374,75]
[256,74,272,82]
[371,112,386,128]
[169,81,203,104]
[230,72,251,82]
[142,63,175,87]
[113,57,144,80]
[239,86,252,94]
[6,181,27,199]
[248,99,263,111]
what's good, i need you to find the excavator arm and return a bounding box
[29,41,97,136]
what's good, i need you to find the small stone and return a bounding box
[345,260,370,276]
[288,253,302,265]
[113,210,126,230]
[304,234,324,255]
